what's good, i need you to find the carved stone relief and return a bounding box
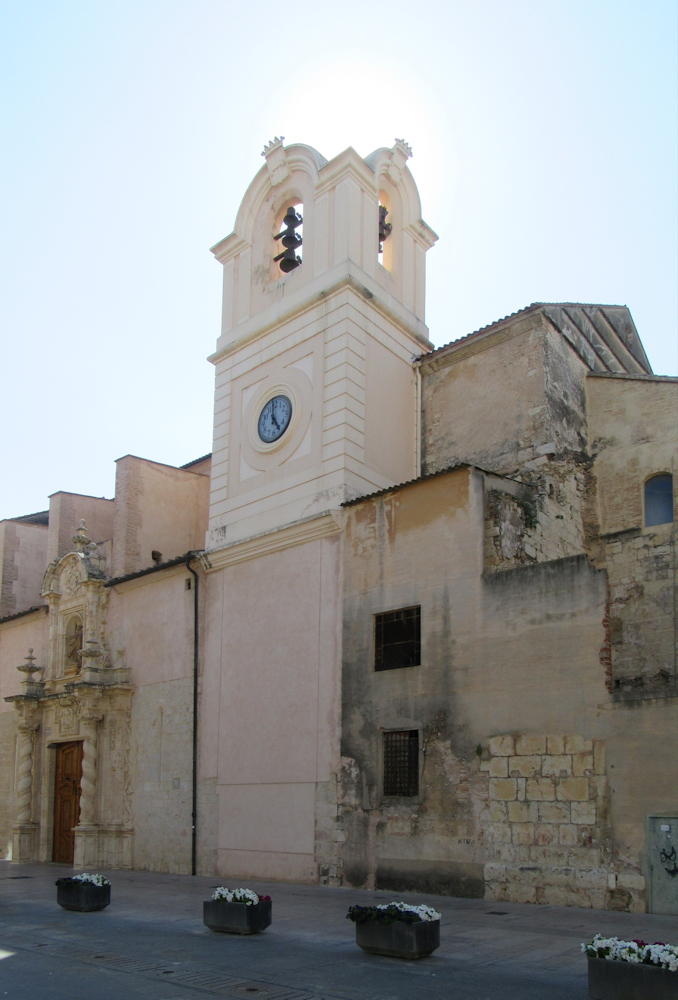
[55,698,80,736]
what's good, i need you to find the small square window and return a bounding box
[375,606,420,671]
[383,730,419,797]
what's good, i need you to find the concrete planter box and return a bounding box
[56,882,110,912]
[203,899,272,935]
[355,918,440,959]
[588,957,678,999]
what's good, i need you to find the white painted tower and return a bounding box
[200,140,437,882]
[206,139,437,552]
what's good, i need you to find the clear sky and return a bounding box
[1,0,676,520]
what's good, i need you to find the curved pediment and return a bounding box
[42,550,106,599]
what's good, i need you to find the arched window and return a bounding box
[65,615,83,672]
[644,474,674,527]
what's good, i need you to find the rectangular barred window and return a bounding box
[375,606,421,671]
[383,730,419,797]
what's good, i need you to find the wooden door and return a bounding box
[53,741,83,863]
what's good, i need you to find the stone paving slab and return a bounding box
[1,861,676,999]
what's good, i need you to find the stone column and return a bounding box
[12,721,39,861]
[16,722,37,823]
[73,711,103,868]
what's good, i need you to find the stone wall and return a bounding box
[587,373,677,695]
[483,461,589,571]
[602,524,676,693]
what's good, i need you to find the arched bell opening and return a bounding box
[272,200,303,277]
[378,190,393,272]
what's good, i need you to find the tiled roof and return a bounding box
[418,303,542,360]
[341,463,475,508]
[6,510,49,526]
[180,453,212,469]
[0,605,48,625]
[418,302,650,375]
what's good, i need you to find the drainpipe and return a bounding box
[185,552,200,876]
[415,360,422,477]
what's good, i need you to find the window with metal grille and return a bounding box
[383,730,419,797]
[375,606,420,671]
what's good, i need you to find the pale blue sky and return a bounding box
[1,0,676,519]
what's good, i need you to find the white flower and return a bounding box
[71,872,110,887]
[376,901,441,922]
[212,886,260,905]
[583,934,678,970]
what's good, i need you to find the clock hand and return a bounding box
[270,405,279,430]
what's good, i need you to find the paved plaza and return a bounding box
[0,861,676,999]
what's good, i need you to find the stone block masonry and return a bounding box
[481,734,646,911]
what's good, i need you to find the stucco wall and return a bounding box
[0,612,49,714]
[202,532,342,882]
[109,568,197,872]
[364,334,416,486]
[0,612,48,858]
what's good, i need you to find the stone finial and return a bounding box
[71,519,91,553]
[394,138,413,158]
[262,136,285,156]
[388,138,413,184]
[17,649,44,686]
[261,136,289,187]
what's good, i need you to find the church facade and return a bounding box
[1,139,676,914]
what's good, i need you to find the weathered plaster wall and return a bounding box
[340,469,486,894]
[203,533,342,882]
[338,468,675,909]
[0,520,48,617]
[113,457,210,577]
[47,493,115,563]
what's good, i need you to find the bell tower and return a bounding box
[206,138,438,551]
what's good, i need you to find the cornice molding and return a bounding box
[208,265,432,366]
[205,513,343,572]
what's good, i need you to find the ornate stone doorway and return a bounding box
[53,741,83,864]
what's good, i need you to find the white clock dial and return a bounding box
[258,395,292,443]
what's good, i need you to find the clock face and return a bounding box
[258,395,292,443]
